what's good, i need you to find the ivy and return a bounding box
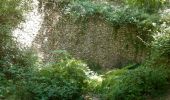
[63,0,161,52]
[125,0,167,13]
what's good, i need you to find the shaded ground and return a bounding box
[147,88,170,100]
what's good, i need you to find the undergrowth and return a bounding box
[1,0,170,100]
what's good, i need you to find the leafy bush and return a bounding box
[148,32,170,67]
[100,66,168,100]
[125,0,167,13]
[66,0,159,28]
[0,0,33,69]
[0,0,36,99]
[0,50,89,100]
[148,10,170,67]
[25,53,88,100]
[1,0,170,100]
[0,49,38,100]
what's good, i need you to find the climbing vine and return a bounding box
[62,0,162,52]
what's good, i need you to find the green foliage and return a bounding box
[66,0,159,28]
[0,51,89,100]
[0,1,37,99]
[154,35,170,58]
[0,48,38,99]
[100,66,169,100]
[0,1,89,99]
[148,33,170,67]
[0,0,32,69]
[147,10,170,67]
[86,78,102,94]
[1,0,170,100]
[0,0,23,58]
[28,56,87,100]
[99,69,128,97]
[65,0,160,52]
[0,0,31,29]
[0,0,22,27]
[125,0,167,13]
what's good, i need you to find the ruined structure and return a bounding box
[33,1,146,68]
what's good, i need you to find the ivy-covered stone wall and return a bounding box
[34,1,148,68]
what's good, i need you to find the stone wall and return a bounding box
[33,4,146,68]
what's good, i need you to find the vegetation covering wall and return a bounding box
[35,0,157,68]
[1,0,170,100]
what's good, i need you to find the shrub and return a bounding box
[99,69,128,98]
[101,66,168,100]
[0,50,90,100]
[148,36,170,67]
[26,53,88,100]
[0,49,38,100]
[125,0,167,13]
[0,0,33,70]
